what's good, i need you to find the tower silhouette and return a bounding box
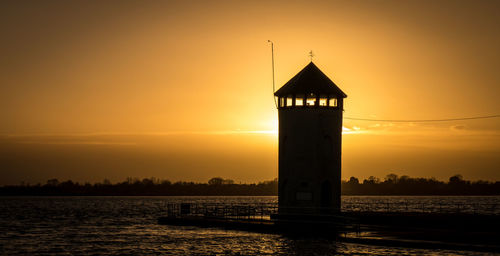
[274,62,347,216]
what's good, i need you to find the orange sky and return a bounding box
[1,0,499,185]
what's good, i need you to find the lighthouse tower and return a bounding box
[274,62,347,215]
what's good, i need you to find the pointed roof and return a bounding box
[274,62,347,98]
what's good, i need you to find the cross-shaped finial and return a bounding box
[309,50,315,62]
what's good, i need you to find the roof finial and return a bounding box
[309,50,314,62]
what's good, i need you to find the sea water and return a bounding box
[1,196,497,255]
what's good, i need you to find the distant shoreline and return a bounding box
[2,174,499,196]
[1,194,500,197]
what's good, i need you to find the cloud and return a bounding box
[16,141,137,146]
[450,125,466,130]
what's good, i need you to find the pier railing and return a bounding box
[164,202,499,219]
[166,203,278,220]
[342,202,499,215]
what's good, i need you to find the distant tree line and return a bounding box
[342,174,500,195]
[0,177,277,196]
[1,174,498,196]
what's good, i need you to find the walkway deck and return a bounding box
[158,203,500,252]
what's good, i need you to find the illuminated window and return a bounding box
[328,98,337,107]
[295,94,304,106]
[306,93,316,106]
[279,97,285,107]
[319,95,328,106]
[286,95,293,107]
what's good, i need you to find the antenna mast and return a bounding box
[268,40,278,109]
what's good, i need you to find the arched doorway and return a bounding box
[320,180,332,213]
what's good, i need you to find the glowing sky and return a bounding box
[1,0,499,185]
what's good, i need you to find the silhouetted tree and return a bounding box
[348,177,359,185]
[449,174,464,184]
[208,177,224,185]
[208,177,234,185]
[385,173,398,183]
[364,176,379,184]
[46,178,59,186]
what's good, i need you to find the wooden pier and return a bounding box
[158,203,500,252]
[159,203,360,235]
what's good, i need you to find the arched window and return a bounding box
[320,180,332,213]
[280,179,288,203]
[281,135,288,156]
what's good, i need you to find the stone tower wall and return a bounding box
[278,107,343,214]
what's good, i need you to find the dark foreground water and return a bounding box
[1,196,498,255]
